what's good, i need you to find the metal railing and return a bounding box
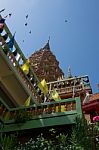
[0,97,82,123]
[47,75,91,94]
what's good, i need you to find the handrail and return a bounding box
[47,75,89,84]
[0,15,43,103]
[10,97,76,111]
[0,45,40,104]
[0,97,82,123]
[47,75,91,94]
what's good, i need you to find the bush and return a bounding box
[1,117,98,150]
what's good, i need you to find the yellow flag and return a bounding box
[61,105,65,112]
[56,106,59,112]
[21,60,30,75]
[50,89,61,101]
[38,79,48,95]
[4,112,10,121]
[24,96,31,106]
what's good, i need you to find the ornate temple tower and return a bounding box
[29,41,64,82]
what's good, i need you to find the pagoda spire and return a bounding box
[67,66,72,78]
[42,37,50,50]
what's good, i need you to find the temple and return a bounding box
[0,14,99,140]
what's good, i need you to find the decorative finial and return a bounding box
[43,37,50,50]
[67,66,72,78]
[48,36,50,43]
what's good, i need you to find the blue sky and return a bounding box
[0,0,99,93]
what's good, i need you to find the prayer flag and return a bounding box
[24,96,31,106]
[4,112,10,120]
[83,92,90,104]
[0,33,8,43]
[21,60,30,75]
[2,33,8,41]
[56,106,59,112]
[61,105,65,112]
[0,18,5,33]
[50,89,61,101]
[38,79,48,95]
[13,49,17,56]
[0,24,4,30]
[0,28,3,33]
[16,53,20,61]
[7,32,15,51]
[0,18,5,23]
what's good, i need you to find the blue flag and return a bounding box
[0,18,5,23]
[7,32,15,51]
[2,33,8,41]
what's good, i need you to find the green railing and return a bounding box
[0,97,82,132]
[1,97,81,123]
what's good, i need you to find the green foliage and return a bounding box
[14,109,32,123]
[70,117,93,150]
[94,122,99,149]
[0,134,16,150]
[55,133,70,150]
[94,122,99,132]
[1,117,99,150]
[15,134,54,150]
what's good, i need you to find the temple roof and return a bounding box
[29,41,64,82]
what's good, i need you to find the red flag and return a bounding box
[0,18,5,33]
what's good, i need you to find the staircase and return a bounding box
[0,15,43,107]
